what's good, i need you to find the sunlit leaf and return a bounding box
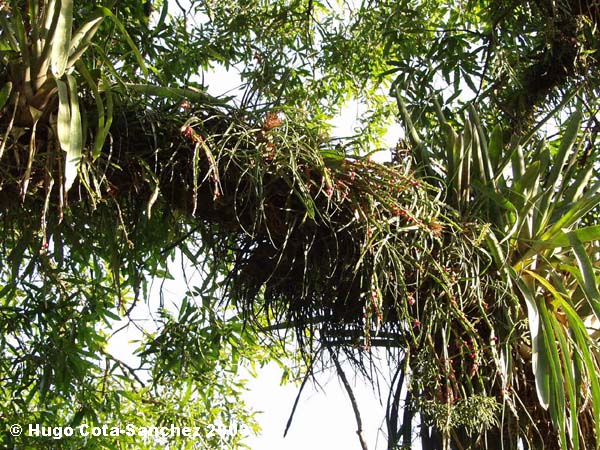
[67,10,105,67]
[63,74,82,192]
[546,110,582,194]
[515,274,550,409]
[51,0,73,77]
[55,78,71,151]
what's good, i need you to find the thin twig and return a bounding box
[283,356,316,437]
[102,350,146,388]
[0,90,18,160]
[329,347,369,450]
[386,361,405,449]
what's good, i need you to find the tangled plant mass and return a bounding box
[1,93,506,435]
[2,1,600,448]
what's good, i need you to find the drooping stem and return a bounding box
[329,347,369,450]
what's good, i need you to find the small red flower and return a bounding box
[469,361,479,377]
[413,319,421,328]
[180,100,191,110]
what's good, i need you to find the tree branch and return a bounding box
[328,347,369,450]
[284,356,316,437]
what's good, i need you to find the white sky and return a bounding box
[243,360,389,450]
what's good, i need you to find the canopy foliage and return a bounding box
[1,1,600,449]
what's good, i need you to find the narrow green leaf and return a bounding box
[37,0,60,68]
[0,13,19,52]
[69,11,104,55]
[469,105,495,186]
[546,110,582,193]
[64,74,82,192]
[319,148,345,165]
[454,133,464,207]
[562,160,594,205]
[69,408,85,427]
[442,123,456,186]
[460,119,473,207]
[539,298,567,449]
[75,62,111,159]
[97,7,148,77]
[531,146,554,237]
[137,159,160,219]
[488,124,503,170]
[10,5,29,59]
[524,270,566,304]
[566,231,600,323]
[93,74,114,159]
[51,0,73,77]
[41,0,59,42]
[56,79,71,151]
[514,160,541,194]
[540,192,600,242]
[514,273,550,409]
[559,299,600,442]
[301,191,316,221]
[67,11,105,67]
[0,81,12,110]
[66,75,82,151]
[520,87,580,147]
[395,87,430,173]
[432,96,447,124]
[511,143,525,181]
[122,83,231,106]
[469,113,486,184]
[484,228,505,268]
[549,313,579,450]
[529,225,600,252]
